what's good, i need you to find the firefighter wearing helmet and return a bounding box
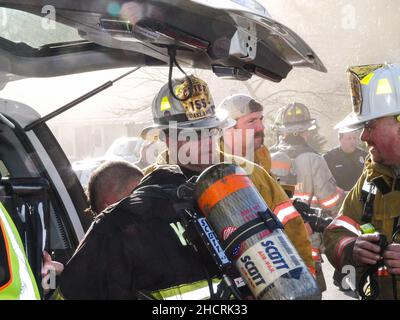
[324,63,400,300]
[270,102,345,293]
[143,76,315,276]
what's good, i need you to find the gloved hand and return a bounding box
[301,212,333,233]
[292,199,333,233]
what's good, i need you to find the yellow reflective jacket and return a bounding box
[218,140,272,174]
[323,158,400,300]
[0,203,40,300]
[144,150,314,273]
[254,145,272,174]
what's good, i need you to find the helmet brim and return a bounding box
[335,110,400,130]
[275,119,317,134]
[334,112,366,130]
[337,126,359,134]
[141,116,236,141]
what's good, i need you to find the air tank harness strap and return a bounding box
[222,209,284,259]
[361,176,390,223]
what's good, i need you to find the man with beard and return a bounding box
[324,63,400,300]
[217,94,271,174]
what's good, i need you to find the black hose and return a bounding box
[167,47,193,102]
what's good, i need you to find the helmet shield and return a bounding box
[141,75,235,140]
[347,64,384,116]
[272,103,316,134]
[336,63,400,130]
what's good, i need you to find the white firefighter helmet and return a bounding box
[335,63,400,130]
[218,94,263,120]
[337,126,358,134]
[271,102,316,135]
[141,75,235,140]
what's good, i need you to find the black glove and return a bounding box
[293,199,333,233]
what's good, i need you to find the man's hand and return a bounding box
[41,250,64,278]
[383,243,400,275]
[352,233,382,266]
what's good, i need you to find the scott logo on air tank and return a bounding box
[261,240,289,270]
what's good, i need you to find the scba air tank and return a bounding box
[195,163,320,300]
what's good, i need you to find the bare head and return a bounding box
[339,131,359,153]
[87,160,143,216]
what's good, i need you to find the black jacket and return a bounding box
[58,166,211,299]
[323,147,367,191]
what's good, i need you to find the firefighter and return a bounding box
[270,102,345,292]
[141,75,315,277]
[324,63,400,300]
[323,127,367,192]
[217,94,272,174]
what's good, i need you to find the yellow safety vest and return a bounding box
[0,202,40,300]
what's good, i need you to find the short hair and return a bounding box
[86,160,143,216]
[248,99,263,113]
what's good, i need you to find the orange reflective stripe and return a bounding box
[334,236,357,269]
[271,161,291,171]
[308,266,317,277]
[197,174,252,215]
[327,216,361,235]
[311,247,321,261]
[337,215,360,228]
[319,189,342,208]
[311,196,318,204]
[376,267,390,277]
[273,201,300,225]
[0,217,12,291]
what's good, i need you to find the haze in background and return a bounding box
[1,0,398,160]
